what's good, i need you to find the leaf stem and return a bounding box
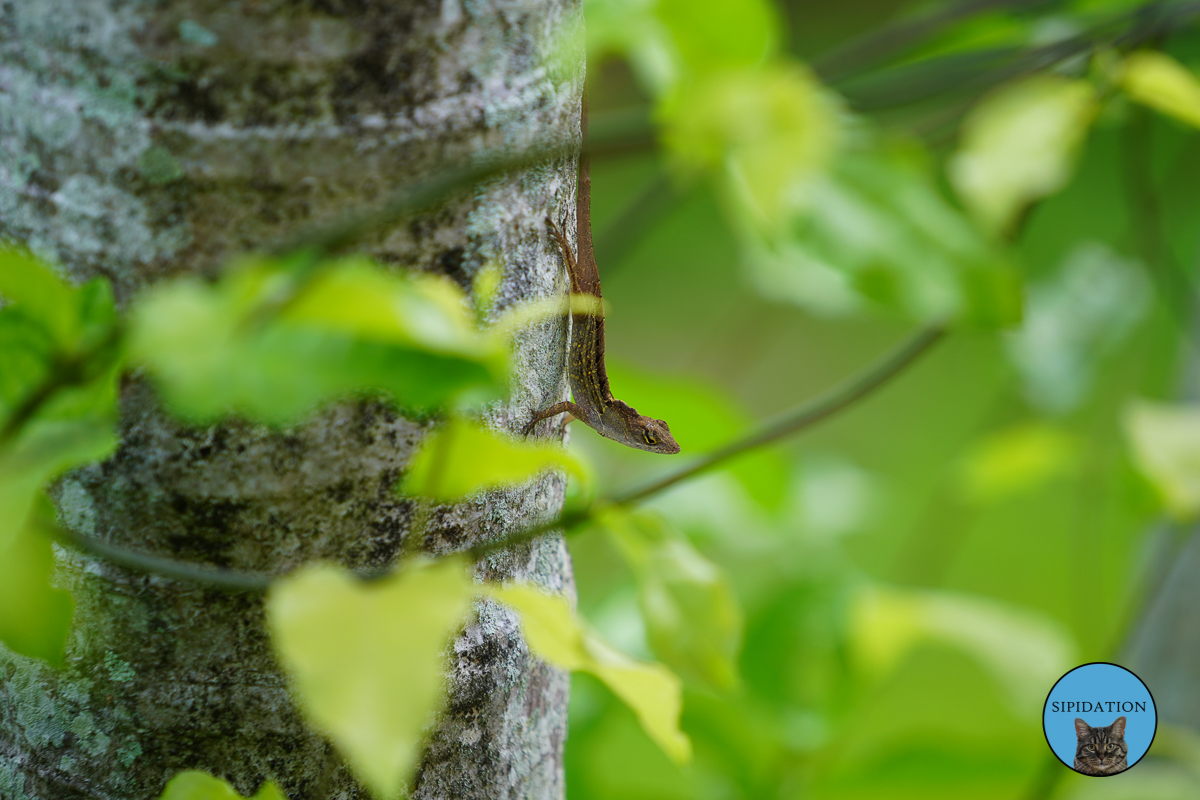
[0,325,123,448]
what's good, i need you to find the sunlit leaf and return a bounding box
[654,0,778,76]
[0,248,118,352]
[0,251,121,431]
[746,142,1021,324]
[0,247,79,346]
[585,0,777,96]
[850,585,1074,715]
[1125,401,1200,520]
[0,418,117,550]
[660,64,839,230]
[949,76,1097,235]
[605,511,743,691]
[489,583,692,764]
[128,257,506,425]
[1120,50,1200,130]
[1006,242,1148,414]
[159,771,288,800]
[0,495,73,667]
[959,423,1077,504]
[400,417,586,501]
[267,559,474,799]
[585,0,676,94]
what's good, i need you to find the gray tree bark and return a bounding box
[0,1,579,798]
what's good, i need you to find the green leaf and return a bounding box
[849,585,1074,716]
[586,0,778,95]
[654,0,778,76]
[489,583,692,764]
[958,423,1077,504]
[1125,401,1200,520]
[1120,50,1200,130]
[746,142,1021,324]
[400,417,586,501]
[0,496,73,667]
[660,64,840,231]
[128,257,506,425]
[1006,242,1148,414]
[159,770,287,800]
[949,76,1097,236]
[605,511,743,691]
[0,313,54,419]
[0,418,117,550]
[267,559,474,799]
[0,247,79,347]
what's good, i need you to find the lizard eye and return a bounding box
[642,431,657,446]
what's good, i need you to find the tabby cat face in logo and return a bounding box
[1073,716,1128,776]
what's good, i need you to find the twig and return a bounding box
[612,324,946,505]
[44,521,273,593]
[470,324,947,558]
[812,0,1060,84]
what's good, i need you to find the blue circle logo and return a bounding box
[1043,662,1156,776]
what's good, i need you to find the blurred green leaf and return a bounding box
[490,583,692,764]
[128,256,505,425]
[746,142,1021,324]
[654,0,778,76]
[1125,401,1200,520]
[267,558,473,799]
[0,248,79,347]
[850,585,1074,715]
[1006,242,1148,414]
[605,510,744,691]
[0,251,120,431]
[0,249,118,353]
[959,423,1077,504]
[586,0,778,95]
[606,362,788,509]
[0,495,73,667]
[660,63,840,231]
[1120,50,1200,130]
[949,76,1097,236]
[159,771,287,800]
[0,313,54,420]
[0,418,116,550]
[400,417,587,500]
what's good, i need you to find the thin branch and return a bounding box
[845,0,1200,118]
[245,110,658,325]
[812,0,1060,84]
[470,324,947,559]
[612,324,947,505]
[44,521,273,593]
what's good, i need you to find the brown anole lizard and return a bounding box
[522,94,680,455]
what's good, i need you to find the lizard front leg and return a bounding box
[521,400,584,436]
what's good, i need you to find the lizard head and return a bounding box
[605,400,681,454]
[630,415,681,454]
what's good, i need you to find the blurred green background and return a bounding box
[559,0,1200,797]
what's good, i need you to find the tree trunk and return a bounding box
[0,1,579,798]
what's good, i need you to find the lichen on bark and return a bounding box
[0,0,582,797]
